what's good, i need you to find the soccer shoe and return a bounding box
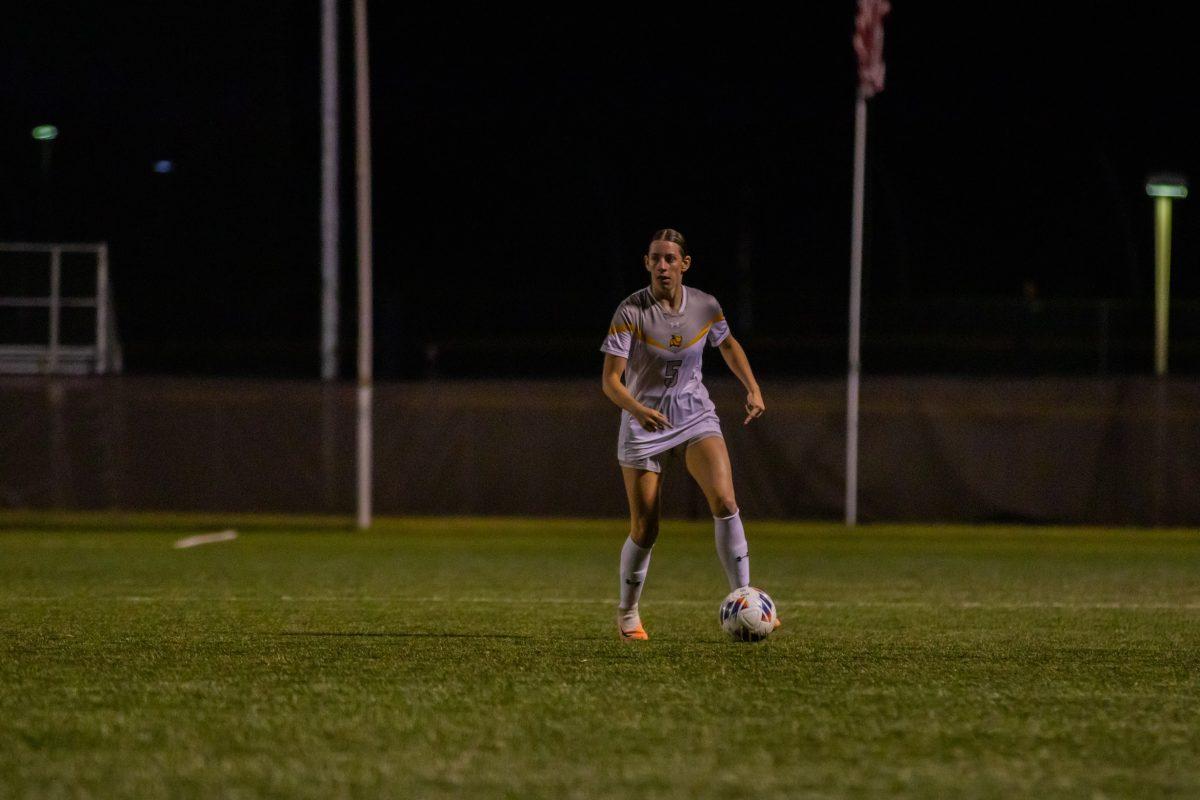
[617,608,649,641]
[773,616,782,630]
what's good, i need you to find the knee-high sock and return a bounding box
[714,511,750,589]
[619,535,653,610]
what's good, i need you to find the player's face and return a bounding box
[644,241,691,294]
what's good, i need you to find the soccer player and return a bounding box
[600,228,771,640]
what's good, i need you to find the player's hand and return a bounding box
[744,390,765,425]
[635,406,672,433]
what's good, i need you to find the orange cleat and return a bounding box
[619,623,649,641]
[773,616,782,630]
[617,609,649,641]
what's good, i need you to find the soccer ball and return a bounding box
[719,586,778,642]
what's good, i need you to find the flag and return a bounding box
[854,0,891,98]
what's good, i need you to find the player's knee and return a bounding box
[630,517,659,547]
[710,495,738,518]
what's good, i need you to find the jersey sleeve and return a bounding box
[707,298,730,347]
[600,304,636,358]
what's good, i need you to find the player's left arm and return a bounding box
[717,334,765,425]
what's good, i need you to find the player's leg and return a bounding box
[617,465,663,640]
[684,435,750,590]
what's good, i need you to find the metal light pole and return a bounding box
[1145,174,1187,376]
[320,0,340,382]
[354,0,374,529]
[32,125,58,237]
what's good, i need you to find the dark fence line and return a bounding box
[3,376,1198,525]
[98,298,1200,378]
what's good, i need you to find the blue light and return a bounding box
[153,160,175,174]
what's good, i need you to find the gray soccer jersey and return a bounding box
[600,286,731,461]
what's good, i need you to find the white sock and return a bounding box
[618,535,653,611]
[714,510,750,590]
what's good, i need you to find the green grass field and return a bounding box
[1,514,1197,799]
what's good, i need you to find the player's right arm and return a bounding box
[602,353,672,433]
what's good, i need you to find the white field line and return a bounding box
[275,597,1200,610]
[173,530,238,549]
[1,595,1198,610]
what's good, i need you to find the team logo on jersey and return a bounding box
[668,334,682,349]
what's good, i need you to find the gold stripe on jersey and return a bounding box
[680,314,726,349]
[639,331,669,350]
[608,323,668,350]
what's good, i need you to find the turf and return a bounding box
[0,514,1197,799]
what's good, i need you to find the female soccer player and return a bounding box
[600,228,770,640]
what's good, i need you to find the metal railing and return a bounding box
[0,242,122,375]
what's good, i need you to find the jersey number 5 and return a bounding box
[663,360,683,388]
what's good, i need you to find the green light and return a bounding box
[1145,173,1187,199]
[1146,183,1188,199]
[31,125,58,141]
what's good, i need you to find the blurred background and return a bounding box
[4,3,1197,378]
[3,4,1199,523]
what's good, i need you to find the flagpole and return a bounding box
[846,88,867,527]
[847,0,888,527]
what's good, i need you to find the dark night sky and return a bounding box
[3,4,1198,377]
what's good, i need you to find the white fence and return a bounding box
[0,242,122,375]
